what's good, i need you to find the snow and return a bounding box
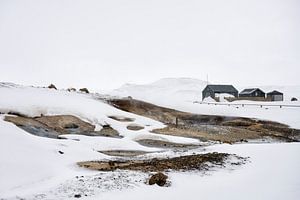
[0,83,200,198]
[203,96,216,102]
[111,78,207,106]
[0,80,300,199]
[96,143,300,200]
[111,78,300,129]
[215,93,234,102]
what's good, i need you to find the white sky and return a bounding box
[0,0,299,90]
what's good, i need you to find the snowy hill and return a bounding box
[1,81,300,200]
[0,83,198,198]
[112,78,300,103]
[111,78,300,128]
[111,78,207,105]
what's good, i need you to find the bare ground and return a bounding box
[135,139,202,149]
[127,124,144,131]
[4,115,122,138]
[78,152,248,172]
[107,98,300,143]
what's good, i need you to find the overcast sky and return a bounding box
[0,0,299,90]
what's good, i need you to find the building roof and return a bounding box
[240,88,265,95]
[205,85,238,93]
[267,90,283,95]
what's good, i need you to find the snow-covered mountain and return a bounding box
[111,78,207,106]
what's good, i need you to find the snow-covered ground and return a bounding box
[1,81,300,199]
[0,83,199,199]
[94,142,300,200]
[111,78,300,129]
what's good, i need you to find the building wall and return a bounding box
[227,97,270,102]
[269,95,283,101]
[202,87,238,100]
[240,90,265,98]
[202,88,214,100]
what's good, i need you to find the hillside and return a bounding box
[0,82,299,200]
[111,78,300,129]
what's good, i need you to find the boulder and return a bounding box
[148,172,168,186]
[291,97,298,101]
[48,84,57,90]
[79,88,89,93]
[67,88,76,92]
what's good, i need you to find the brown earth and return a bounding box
[107,98,300,143]
[5,115,121,138]
[136,139,201,149]
[78,152,247,172]
[127,124,144,131]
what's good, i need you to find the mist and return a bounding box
[0,0,299,90]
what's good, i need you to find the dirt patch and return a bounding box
[108,98,300,143]
[5,115,122,139]
[127,124,144,131]
[78,152,247,172]
[98,125,122,138]
[33,115,95,135]
[152,125,262,144]
[136,139,201,149]
[108,115,135,122]
[99,150,150,157]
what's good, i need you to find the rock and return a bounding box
[74,194,81,198]
[102,124,111,129]
[67,88,76,92]
[291,97,298,101]
[48,84,57,90]
[148,172,168,186]
[79,88,89,93]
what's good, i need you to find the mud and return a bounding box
[78,152,247,172]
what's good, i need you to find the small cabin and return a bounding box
[239,88,265,98]
[202,85,238,100]
[267,90,283,101]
